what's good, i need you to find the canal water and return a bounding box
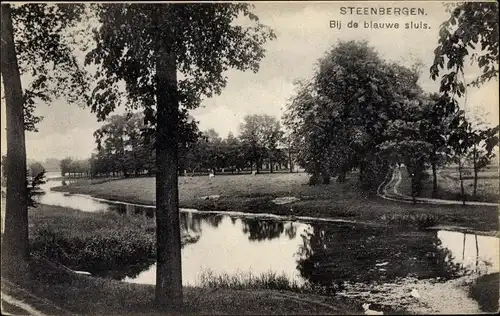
[35,176,500,312]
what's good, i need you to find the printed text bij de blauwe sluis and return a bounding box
[330,6,431,30]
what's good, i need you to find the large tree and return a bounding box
[85,3,275,309]
[1,3,88,273]
[240,114,281,174]
[379,95,434,203]
[421,93,452,197]
[284,41,424,188]
[260,115,284,173]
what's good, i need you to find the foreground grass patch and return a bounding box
[199,270,303,292]
[29,205,157,272]
[7,255,363,315]
[198,269,346,297]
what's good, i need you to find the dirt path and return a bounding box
[379,167,498,207]
[1,278,75,316]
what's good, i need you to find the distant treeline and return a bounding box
[59,113,297,178]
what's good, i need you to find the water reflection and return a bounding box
[241,218,298,241]
[122,216,309,286]
[437,231,499,274]
[295,224,470,288]
[116,215,498,288]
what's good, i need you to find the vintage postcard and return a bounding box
[1,1,499,315]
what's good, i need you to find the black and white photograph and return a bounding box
[1,1,499,315]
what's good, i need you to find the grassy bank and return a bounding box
[2,204,364,315]
[398,166,499,203]
[29,204,154,273]
[3,255,363,315]
[468,272,499,313]
[28,204,197,273]
[52,172,499,232]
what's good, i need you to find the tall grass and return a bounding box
[380,213,439,229]
[199,269,302,291]
[198,269,338,295]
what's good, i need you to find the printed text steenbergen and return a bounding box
[340,7,426,16]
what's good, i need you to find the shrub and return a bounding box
[30,226,155,272]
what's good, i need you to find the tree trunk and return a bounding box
[154,29,183,310]
[474,234,479,272]
[431,161,438,198]
[1,4,30,275]
[462,233,466,260]
[322,173,330,184]
[411,176,417,204]
[288,148,293,173]
[473,144,478,197]
[270,159,274,173]
[337,171,346,183]
[458,158,466,206]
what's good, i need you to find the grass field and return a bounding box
[52,172,499,232]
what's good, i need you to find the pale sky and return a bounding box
[1,1,498,160]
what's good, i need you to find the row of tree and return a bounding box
[89,112,295,177]
[283,39,498,202]
[60,157,91,177]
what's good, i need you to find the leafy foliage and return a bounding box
[27,169,46,208]
[284,40,426,188]
[85,3,276,124]
[430,1,499,127]
[240,114,284,173]
[9,3,90,131]
[431,2,498,88]
[1,155,46,208]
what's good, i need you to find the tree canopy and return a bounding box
[9,3,89,131]
[284,40,426,187]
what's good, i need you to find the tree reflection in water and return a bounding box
[296,223,466,288]
[180,212,224,234]
[241,218,298,241]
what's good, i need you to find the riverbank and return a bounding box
[51,172,499,232]
[2,255,363,315]
[6,203,496,315]
[4,204,364,315]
